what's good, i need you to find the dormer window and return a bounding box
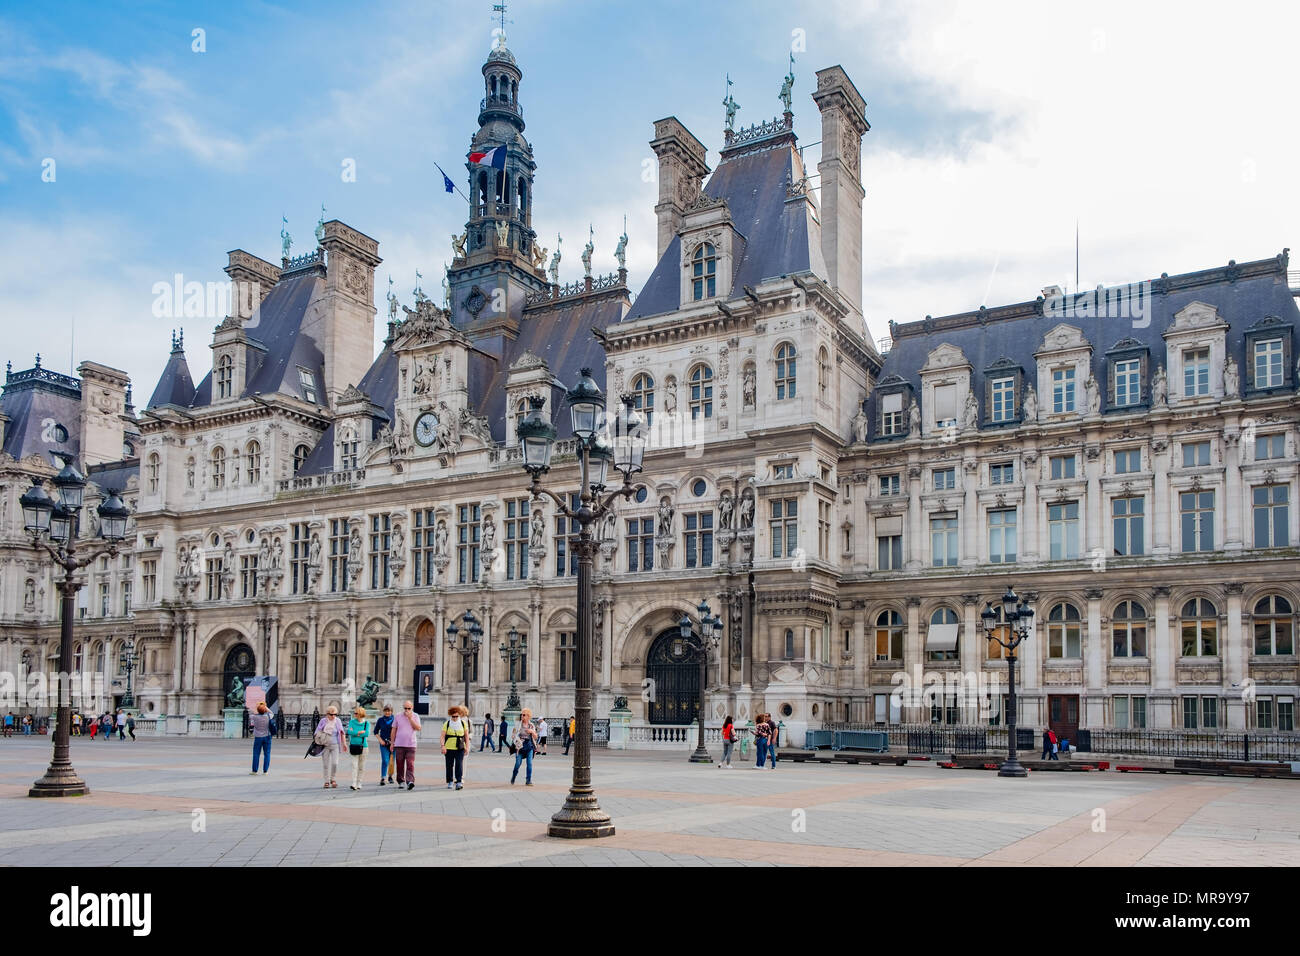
[1254,338,1285,389]
[298,368,318,404]
[691,243,716,300]
[217,355,233,399]
[989,377,1015,422]
[880,392,905,436]
[1051,367,1075,413]
[1244,317,1292,394]
[293,444,310,474]
[1183,349,1210,397]
[1113,358,1141,407]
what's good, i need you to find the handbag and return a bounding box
[305,741,325,757]
[313,728,332,746]
[349,744,363,756]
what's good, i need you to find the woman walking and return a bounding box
[766,714,778,768]
[249,701,274,774]
[347,706,370,790]
[314,706,347,789]
[392,700,421,790]
[375,705,395,785]
[510,708,538,785]
[441,705,470,790]
[754,713,770,769]
[719,715,735,768]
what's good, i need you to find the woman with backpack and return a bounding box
[719,715,735,768]
[347,706,370,790]
[510,708,538,785]
[314,706,347,788]
[441,704,470,790]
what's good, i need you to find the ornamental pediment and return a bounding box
[920,342,971,373]
[1167,301,1226,334]
[1036,323,1091,355]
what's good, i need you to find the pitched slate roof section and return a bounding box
[146,342,196,410]
[870,255,1299,435]
[296,343,398,478]
[626,144,826,321]
[87,459,139,495]
[0,366,81,464]
[184,271,328,409]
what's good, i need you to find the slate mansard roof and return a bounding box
[869,253,1300,434]
[1,364,82,464]
[626,139,828,322]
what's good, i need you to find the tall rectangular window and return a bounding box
[458,503,481,584]
[930,515,958,567]
[1182,695,1199,729]
[290,522,310,595]
[1254,339,1283,388]
[553,494,579,577]
[504,497,531,580]
[770,498,799,559]
[1112,497,1145,556]
[1114,449,1140,474]
[99,581,110,616]
[142,560,157,604]
[1049,455,1075,480]
[412,509,437,587]
[933,384,957,429]
[240,555,258,599]
[1182,441,1211,467]
[626,517,654,572]
[330,639,347,684]
[990,377,1015,422]
[988,508,1016,564]
[205,558,223,601]
[1052,367,1075,413]
[329,518,349,592]
[1280,698,1295,732]
[1180,491,1214,552]
[1183,348,1210,396]
[1048,502,1080,560]
[990,462,1014,485]
[1256,434,1285,460]
[1253,485,1289,548]
[932,467,956,491]
[881,392,905,436]
[684,511,714,568]
[370,513,391,589]
[298,368,318,403]
[1113,358,1141,407]
[818,500,831,558]
[877,534,903,570]
[291,640,307,683]
[879,474,900,496]
[370,638,389,683]
[1202,697,1218,729]
[556,632,575,682]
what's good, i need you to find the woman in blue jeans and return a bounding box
[510,708,538,785]
[248,702,274,774]
[754,714,770,768]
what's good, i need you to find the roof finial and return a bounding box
[314,203,326,244]
[491,2,511,49]
[34,353,41,369]
[280,215,291,260]
[723,74,740,135]
[779,53,795,116]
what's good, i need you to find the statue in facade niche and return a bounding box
[271,538,284,571]
[1085,373,1100,414]
[601,507,617,542]
[434,520,450,557]
[851,403,868,443]
[908,397,921,432]
[530,510,545,549]
[719,491,734,530]
[495,219,509,248]
[663,377,678,415]
[743,366,756,408]
[657,497,674,537]
[1151,365,1167,406]
[1223,356,1240,397]
[258,536,271,569]
[739,492,754,530]
[1022,383,1038,419]
[24,578,35,611]
[308,533,322,568]
[222,542,234,573]
[482,514,497,551]
[186,458,195,488]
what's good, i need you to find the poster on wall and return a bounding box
[414,666,434,715]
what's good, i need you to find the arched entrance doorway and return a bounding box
[221,643,256,706]
[646,628,701,725]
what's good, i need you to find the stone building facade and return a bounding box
[1,41,1296,742]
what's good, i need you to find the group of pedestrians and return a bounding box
[751,713,780,769]
[76,710,135,740]
[2,712,34,736]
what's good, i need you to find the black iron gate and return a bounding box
[646,629,700,725]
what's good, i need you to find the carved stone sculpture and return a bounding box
[1151,365,1167,406]
[1223,356,1239,397]
[452,231,467,259]
[656,496,674,537]
[530,510,545,550]
[1023,383,1038,419]
[719,492,734,530]
[434,520,450,558]
[743,366,756,408]
[851,403,868,443]
[1085,373,1100,414]
[908,398,921,432]
[739,492,755,530]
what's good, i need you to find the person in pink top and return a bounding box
[314,706,347,789]
[391,700,422,790]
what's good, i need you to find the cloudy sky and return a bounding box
[2,0,1297,399]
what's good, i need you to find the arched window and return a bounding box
[775,343,797,400]
[146,453,160,493]
[72,642,83,672]
[1111,600,1147,658]
[927,607,959,661]
[875,610,903,661]
[293,444,310,475]
[216,354,233,399]
[210,447,226,490]
[93,641,104,673]
[783,628,795,659]
[1253,595,1293,655]
[1047,602,1081,658]
[688,364,713,419]
[630,373,655,424]
[245,440,262,484]
[339,428,358,470]
[1180,598,1218,657]
[691,243,716,300]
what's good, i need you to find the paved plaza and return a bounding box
[0,736,1296,866]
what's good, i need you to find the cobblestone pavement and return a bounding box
[1,737,1296,866]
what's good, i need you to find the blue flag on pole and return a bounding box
[442,172,455,193]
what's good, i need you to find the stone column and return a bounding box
[1151,586,1173,728]
[1085,444,1102,557]
[432,592,446,689]
[1021,451,1039,563]
[904,596,923,722]
[1224,431,1244,551]
[905,463,923,570]
[1018,592,1041,725]
[1084,587,1104,727]
[1151,437,1171,555]
[959,594,980,720]
[346,606,358,688]
[306,604,319,691]
[852,601,867,700]
[1224,582,1246,729]
[961,459,978,567]
[601,596,615,687]
[171,613,184,706]
[529,592,542,687]
[268,610,280,679]
[388,604,400,693]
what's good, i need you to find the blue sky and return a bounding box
[3,0,1298,399]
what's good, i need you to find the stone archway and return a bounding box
[646,628,701,725]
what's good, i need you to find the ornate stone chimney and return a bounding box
[812,66,870,316]
[650,117,710,259]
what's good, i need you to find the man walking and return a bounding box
[536,717,548,755]
[563,715,575,755]
[127,712,136,741]
[392,700,421,790]
[479,712,496,752]
[116,709,127,740]
[498,714,509,753]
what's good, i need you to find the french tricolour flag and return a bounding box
[468,146,506,170]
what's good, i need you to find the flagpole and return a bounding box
[434,162,473,204]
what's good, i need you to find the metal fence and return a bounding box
[1078,728,1300,762]
[242,710,321,739]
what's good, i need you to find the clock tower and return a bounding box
[446,34,550,355]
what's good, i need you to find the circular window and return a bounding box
[780,703,794,718]
[211,534,220,547]
[53,424,69,443]
[246,530,255,543]
[635,486,648,503]
[692,478,707,497]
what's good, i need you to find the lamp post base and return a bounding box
[29,768,90,798]
[997,759,1028,778]
[688,748,713,764]
[547,790,615,839]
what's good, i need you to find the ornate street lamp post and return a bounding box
[499,626,523,711]
[19,462,131,797]
[445,609,483,715]
[517,375,646,839]
[981,585,1034,778]
[119,638,138,711]
[673,598,724,763]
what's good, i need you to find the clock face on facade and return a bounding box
[414,412,439,447]
[464,287,487,316]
